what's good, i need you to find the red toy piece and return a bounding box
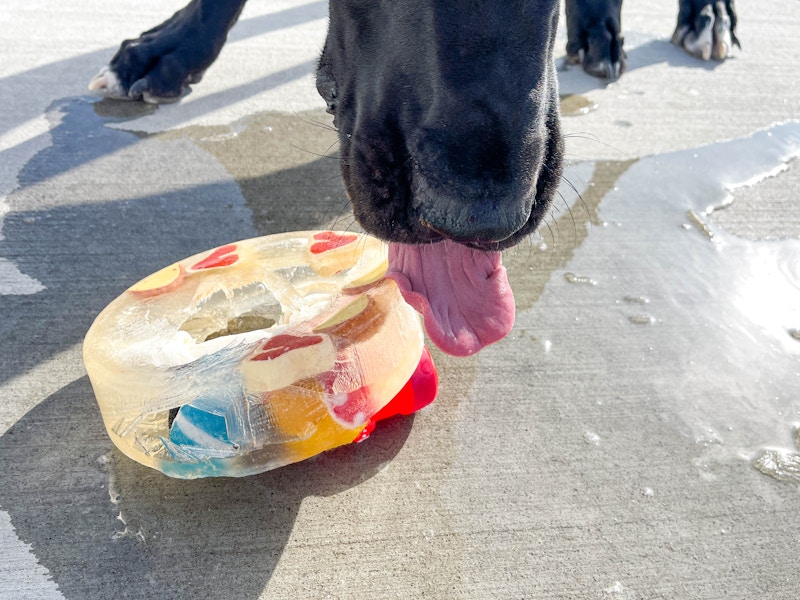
[353,346,438,443]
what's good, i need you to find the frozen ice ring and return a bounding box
[83,231,437,478]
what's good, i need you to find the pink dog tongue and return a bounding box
[386,241,515,356]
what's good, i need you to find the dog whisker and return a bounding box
[329,211,357,234]
[290,109,338,134]
[287,134,341,159]
[554,177,584,242]
[556,189,580,247]
[563,132,626,157]
[541,217,557,249]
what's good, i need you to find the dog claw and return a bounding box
[711,2,734,59]
[605,59,623,80]
[584,59,622,80]
[564,50,623,81]
[88,67,126,99]
[671,24,689,47]
[687,40,713,61]
[128,77,149,100]
[712,41,729,60]
[126,76,187,104]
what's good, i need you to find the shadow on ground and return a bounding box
[558,38,725,95]
[0,376,414,598]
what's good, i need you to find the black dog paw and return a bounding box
[89,0,245,104]
[672,0,740,61]
[565,0,626,80]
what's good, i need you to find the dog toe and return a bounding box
[674,1,738,62]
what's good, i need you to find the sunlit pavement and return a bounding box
[2,1,799,598]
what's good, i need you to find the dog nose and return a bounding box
[407,114,541,244]
[412,175,529,244]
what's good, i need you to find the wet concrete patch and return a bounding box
[560,93,599,117]
[157,109,353,237]
[524,122,800,467]
[504,158,637,312]
[711,157,800,241]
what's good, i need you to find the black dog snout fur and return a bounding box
[318,1,563,249]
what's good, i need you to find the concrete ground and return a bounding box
[2,1,799,598]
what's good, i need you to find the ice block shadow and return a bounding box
[0,376,415,599]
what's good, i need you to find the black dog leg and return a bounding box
[89,0,247,103]
[565,0,626,80]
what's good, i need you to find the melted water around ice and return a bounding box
[517,122,800,481]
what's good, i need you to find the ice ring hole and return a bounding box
[202,314,278,342]
[179,282,285,343]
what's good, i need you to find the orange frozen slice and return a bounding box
[267,379,358,461]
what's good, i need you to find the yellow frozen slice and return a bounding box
[128,264,184,298]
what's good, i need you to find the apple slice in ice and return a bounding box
[128,263,185,298]
[313,293,387,343]
[240,333,337,393]
[189,244,240,271]
[307,231,360,276]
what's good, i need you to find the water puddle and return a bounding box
[92,98,159,123]
[509,121,800,482]
[559,93,599,117]
[564,272,598,285]
[97,452,146,543]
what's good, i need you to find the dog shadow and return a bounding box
[624,38,731,73]
[0,376,414,599]
[0,96,259,390]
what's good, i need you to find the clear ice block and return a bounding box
[83,231,437,478]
